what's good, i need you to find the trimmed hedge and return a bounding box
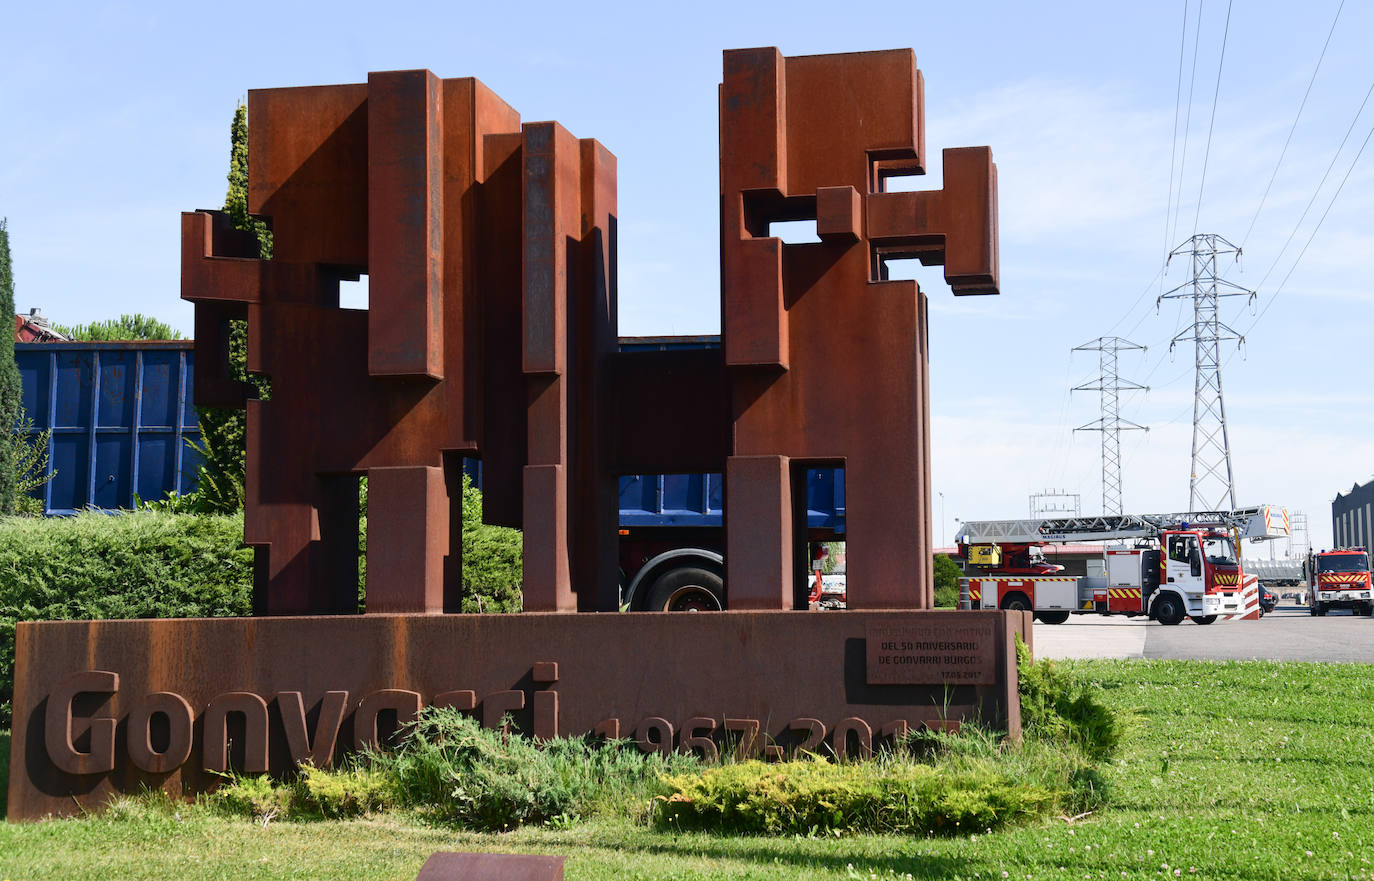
[0,492,524,726]
[0,510,254,725]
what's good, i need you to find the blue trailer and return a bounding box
[16,342,201,515]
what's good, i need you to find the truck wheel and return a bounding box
[1035,610,1070,625]
[1000,592,1032,613]
[1189,615,1218,625]
[644,567,724,612]
[1153,594,1185,626]
[1316,605,1327,617]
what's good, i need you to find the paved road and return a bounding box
[1033,604,1374,662]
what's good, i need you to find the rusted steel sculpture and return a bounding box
[182,50,997,616]
[7,48,1010,822]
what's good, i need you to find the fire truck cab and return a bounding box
[1305,548,1374,617]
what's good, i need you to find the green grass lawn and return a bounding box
[2,660,1372,880]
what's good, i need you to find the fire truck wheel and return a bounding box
[1000,592,1032,613]
[644,567,724,612]
[1153,593,1185,626]
[1035,610,1070,625]
[1189,615,1218,625]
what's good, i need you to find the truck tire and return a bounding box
[1189,615,1218,625]
[1153,593,1185,626]
[1035,610,1071,625]
[1000,592,1032,613]
[644,567,724,612]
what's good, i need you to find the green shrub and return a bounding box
[292,764,394,819]
[656,756,1054,836]
[210,764,394,821]
[375,707,692,829]
[211,772,291,819]
[1016,635,1128,760]
[458,475,522,613]
[210,708,695,829]
[933,553,963,608]
[0,510,254,725]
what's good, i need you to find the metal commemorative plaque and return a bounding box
[865,617,998,685]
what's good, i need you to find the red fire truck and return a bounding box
[1304,548,1373,617]
[955,507,1289,625]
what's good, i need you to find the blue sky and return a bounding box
[3,1,1370,551]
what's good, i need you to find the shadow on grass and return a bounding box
[578,825,976,879]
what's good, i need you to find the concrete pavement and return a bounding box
[1033,605,1374,662]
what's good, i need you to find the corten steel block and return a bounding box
[249,83,370,267]
[366,466,449,613]
[816,185,861,241]
[367,69,445,379]
[415,853,564,881]
[719,48,999,610]
[724,455,794,609]
[7,611,1031,820]
[182,71,617,615]
[522,463,573,611]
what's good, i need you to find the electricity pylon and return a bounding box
[1159,233,1255,512]
[1073,337,1148,516]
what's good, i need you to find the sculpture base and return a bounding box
[8,609,1031,820]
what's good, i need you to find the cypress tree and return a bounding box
[0,219,21,513]
[189,101,272,513]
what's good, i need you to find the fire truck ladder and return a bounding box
[955,506,1288,545]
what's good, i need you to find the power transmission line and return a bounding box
[1168,0,1208,248]
[1245,115,1374,331]
[1072,337,1149,516]
[1240,0,1345,248]
[1191,0,1235,237]
[1251,81,1373,295]
[1162,0,1193,276]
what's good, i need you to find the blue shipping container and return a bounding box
[616,469,844,531]
[16,342,202,514]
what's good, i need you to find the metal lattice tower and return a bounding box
[1072,337,1148,516]
[1158,233,1255,512]
[1029,489,1081,519]
[1290,511,1310,558]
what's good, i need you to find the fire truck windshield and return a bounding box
[1318,554,1369,573]
[1203,536,1237,566]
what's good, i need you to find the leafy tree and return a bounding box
[933,553,964,608]
[54,313,182,341]
[0,219,22,513]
